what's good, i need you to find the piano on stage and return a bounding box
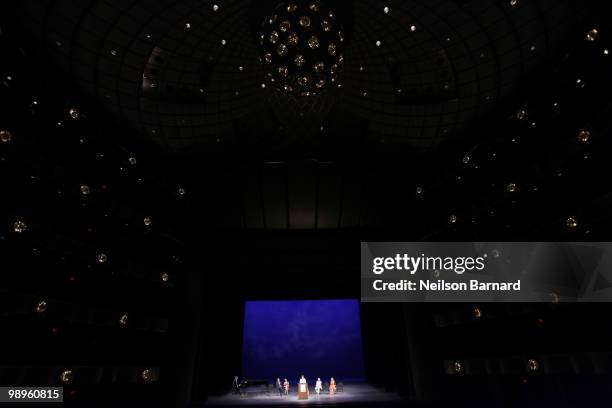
[237,379,269,395]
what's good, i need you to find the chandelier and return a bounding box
[259,1,344,97]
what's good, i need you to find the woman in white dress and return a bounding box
[315,378,322,396]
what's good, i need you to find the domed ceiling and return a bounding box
[3,0,608,233]
[10,0,583,157]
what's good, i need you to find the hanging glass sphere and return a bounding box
[578,130,590,142]
[586,28,598,42]
[35,300,47,313]
[527,359,540,372]
[288,32,299,45]
[142,369,153,382]
[69,108,80,120]
[279,20,291,32]
[97,253,108,263]
[307,35,320,49]
[0,130,12,143]
[566,216,577,229]
[13,220,27,233]
[60,370,73,383]
[294,54,305,66]
[259,2,344,96]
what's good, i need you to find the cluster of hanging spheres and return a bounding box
[259,1,344,96]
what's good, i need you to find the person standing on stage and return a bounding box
[329,377,337,395]
[299,375,308,396]
[283,378,290,395]
[232,376,240,394]
[276,378,282,396]
[315,378,322,396]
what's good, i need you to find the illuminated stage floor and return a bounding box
[203,384,405,407]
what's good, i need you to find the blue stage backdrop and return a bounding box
[241,299,366,383]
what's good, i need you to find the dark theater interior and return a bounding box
[1,0,612,407]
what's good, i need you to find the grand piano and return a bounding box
[237,379,269,395]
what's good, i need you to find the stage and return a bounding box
[201,384,405,407]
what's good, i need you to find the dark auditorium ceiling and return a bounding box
[8,0,585,157]
[2,1,610,233]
